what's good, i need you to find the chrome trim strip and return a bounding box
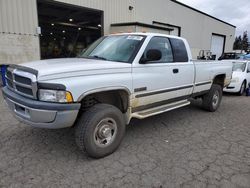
[14,69,37,82]
[13,81,32,89]
[5,67,37,99]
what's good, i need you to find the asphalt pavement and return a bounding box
[1,91,250,188]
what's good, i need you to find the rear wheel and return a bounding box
[238,81,246,96]
[75,104,126,158]
[202,84,222,112]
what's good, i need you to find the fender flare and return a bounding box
[77,86,131,102]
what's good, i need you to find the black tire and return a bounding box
[238,81,246,96]
[202,84,222,112]
[75,104,126,158]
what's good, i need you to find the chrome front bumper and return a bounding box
[2,87,81,129]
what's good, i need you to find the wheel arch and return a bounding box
[241,79,247,90]
[212,74,226,88]
[77,87,131,113]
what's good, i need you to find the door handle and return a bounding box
[173,69,179,74]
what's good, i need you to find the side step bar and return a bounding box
[131,100,190,119]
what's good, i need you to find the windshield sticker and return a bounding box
[127,36,143,41]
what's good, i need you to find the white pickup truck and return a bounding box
[2,33,232,158]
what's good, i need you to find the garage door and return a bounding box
[38,0,103,59]
[210,34,225,60]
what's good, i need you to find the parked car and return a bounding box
[2,33,232,158]
[224,60,250,95]
[243,54,250,60]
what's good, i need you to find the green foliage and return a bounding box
[233,31,249,50]
[242,31,249,51]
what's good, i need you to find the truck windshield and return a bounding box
[79,35,145,63]
[232,62,246,72]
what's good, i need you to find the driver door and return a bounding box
[131,36,195,112]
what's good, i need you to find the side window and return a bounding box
[169,38,188,62]
[143,37,173,63]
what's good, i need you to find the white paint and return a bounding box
[19,33,233,106]
[224,60,250,93]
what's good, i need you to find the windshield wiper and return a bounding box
[91,55,107,60]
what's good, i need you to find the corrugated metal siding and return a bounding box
[134,0,235,57]
[0,0,135,35]
[0,0,38,35]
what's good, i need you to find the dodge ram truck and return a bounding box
[2,33,232,158]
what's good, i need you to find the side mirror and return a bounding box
[140,49,162,64]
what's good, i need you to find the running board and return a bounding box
[131,100,190,119]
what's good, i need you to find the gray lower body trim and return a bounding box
[14,110,79,129]
[192,90,210,98]
[132,95,190,113]
[2,87,80,111]
[2,87,80,129]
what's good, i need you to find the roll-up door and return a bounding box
[210,34,225,60]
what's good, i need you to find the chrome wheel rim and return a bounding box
[93,118,117,148]
[212,90,220,108]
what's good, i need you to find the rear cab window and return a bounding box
[169,38,189,62]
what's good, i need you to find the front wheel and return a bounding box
[238,81,246,96]
[202,84,222,112]
[75,104,126,158]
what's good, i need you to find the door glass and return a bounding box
[169,38,188,62]
[143,37,173,63]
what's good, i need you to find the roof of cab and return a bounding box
[108,32,183,40]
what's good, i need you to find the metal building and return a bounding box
[0,0,236,64]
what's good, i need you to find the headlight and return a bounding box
[230,77,239,83]
[38,89,73,103]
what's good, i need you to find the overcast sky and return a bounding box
[177,0,250,37]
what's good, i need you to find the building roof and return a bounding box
[170,0,236,28]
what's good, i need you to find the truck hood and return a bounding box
[21,58,132,81]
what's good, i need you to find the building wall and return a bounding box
[0,34,40,64]
[0,0,40,64]
[134,0,235,58]
[0,0,236,64]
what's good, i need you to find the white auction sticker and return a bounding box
[127,36,143,41]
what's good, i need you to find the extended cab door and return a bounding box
[131,36,195,112]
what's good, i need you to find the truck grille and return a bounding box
[5,67,37,99]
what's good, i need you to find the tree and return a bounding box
[233,36,242,50]
[233,36,240,50]
[233,31,249,51]
[242,31,249,51]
